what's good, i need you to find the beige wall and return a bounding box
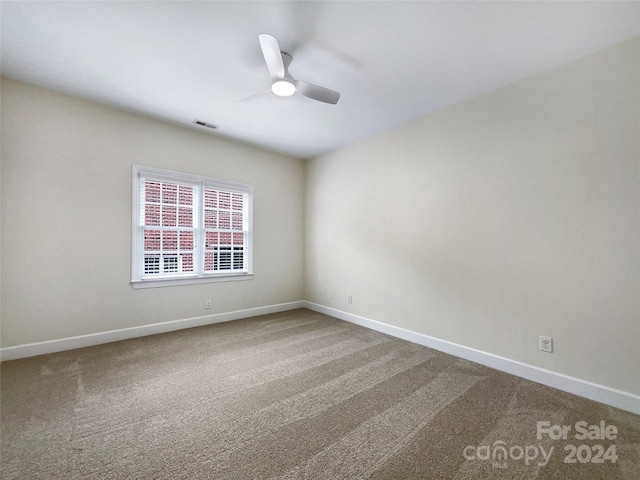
[1,78,305,346]
[305,38,639,395]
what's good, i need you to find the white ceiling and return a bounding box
[2,1,639,159]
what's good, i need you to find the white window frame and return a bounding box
[131,165,253,289]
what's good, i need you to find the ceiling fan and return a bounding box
[244,34,340,105]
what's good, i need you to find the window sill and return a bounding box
[131,273,254,289]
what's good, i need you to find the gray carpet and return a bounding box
[1,309,639,479]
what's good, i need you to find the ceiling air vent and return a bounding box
[193,120,218,130]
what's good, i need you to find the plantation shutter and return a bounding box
[132,165,253,287]
[203,183,249,273]
[139,175,199,278]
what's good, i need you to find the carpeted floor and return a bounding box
[1,308,639,479]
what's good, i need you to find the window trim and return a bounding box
[131,165,253,289]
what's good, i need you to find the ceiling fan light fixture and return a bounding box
[254,34,340,104]
[271,80,295,97]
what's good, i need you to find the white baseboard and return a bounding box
[0,301,305,362]
[3,300,638,415]
[304,302,640,416]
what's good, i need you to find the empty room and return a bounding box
[1,1,639,479]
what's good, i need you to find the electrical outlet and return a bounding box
[347,294,353,304]
[205,299,211,309]
[539,336,553,353]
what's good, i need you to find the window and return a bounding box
[131,165,253,288]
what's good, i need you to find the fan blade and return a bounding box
[239,89,271,102]
[294,80,340,104]
[259,34,285,80]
